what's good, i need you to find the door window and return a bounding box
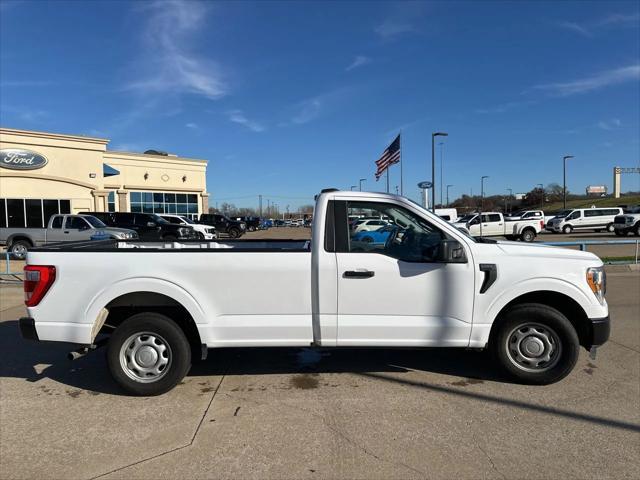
[345,201,447,262]
[584,210,600,217]
[65,217,88,230]
[567,211,581,220]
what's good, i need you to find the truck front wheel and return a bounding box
[107,312,191,396]
[490,304,579,385]
[228,228,240,238]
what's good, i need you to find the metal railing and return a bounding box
[1,251,24,283]
[541,239,640,264]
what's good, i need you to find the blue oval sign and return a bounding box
[0,149,48,170]
[417,181,433,189]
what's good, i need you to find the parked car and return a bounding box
[20,188,609,395]
[505,210,545,221]
[82,212,198,241]
[545,209,573,232]
[160,214,217,239]
[452,212,543,242]
[0,214,137,259]
[434,208,458,222]
[235,216,261,231]
[546,207,624,234]
[199,213,246,238]
[351,224,398,245]
[352,219,389,233]
[613,206,640,236]
[259,219,273,229]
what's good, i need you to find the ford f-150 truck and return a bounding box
[0,214,137,260]
[453,212,543,242]
[20,190,609,395]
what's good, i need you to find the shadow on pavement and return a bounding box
[0,319,505,396]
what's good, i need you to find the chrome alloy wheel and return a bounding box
[11,243,27,260]
[119,332,172,383]
[505,323,562,373]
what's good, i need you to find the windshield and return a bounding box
[509,210,525,217]
[179,216,195,224]
[83,215,106,228]
[553,209,572,218]
[457,214,476,223]
[151,214,169,224]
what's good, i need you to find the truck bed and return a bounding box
[30,238,312,252]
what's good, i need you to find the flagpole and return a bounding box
[399,131,403,196]
[386,167,389,193]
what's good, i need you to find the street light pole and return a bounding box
[350,185,357,191]
[431,132,448,212]
[481,176,489,211]
[446,184,454,207]
[359,178,366,191]
[439,141,444,206]
[536,183,544,210]
[563,155,574,209]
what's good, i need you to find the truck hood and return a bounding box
[494,239,601,263]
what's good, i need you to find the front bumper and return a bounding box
[19,317,39,341]
[588,315,610,347]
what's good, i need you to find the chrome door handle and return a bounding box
[344,270,375,278]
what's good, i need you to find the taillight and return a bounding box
[24,265,56,307]
[540,220,544,229]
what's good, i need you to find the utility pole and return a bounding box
[446,184,454,207]
[481,176,489,211]
[506,188,512,214]
[431,132,448,212]
[563,155,574,209]
[359,178,366,191]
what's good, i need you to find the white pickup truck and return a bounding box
[20,190,609,395]
[453,212,544,242]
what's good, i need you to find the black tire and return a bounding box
[490,304,579,385]
[520,228,535,242]
[9,240,31,260]
[107,312,191,396]
[505,235,515,241]
[562,225,572,234]
[606,223,614,233]
[228,228,240,238]
[614,230,627,237]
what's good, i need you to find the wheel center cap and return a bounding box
[136,346,158,367]
[522,337,545,357]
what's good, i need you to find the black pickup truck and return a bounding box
[82,212,199,241]
[199,213,246,238]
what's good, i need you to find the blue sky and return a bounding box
[1,0,639,209]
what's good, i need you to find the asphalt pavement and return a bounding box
[0,267,638,479]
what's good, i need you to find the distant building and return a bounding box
[586,185,607,196]
[514,193,526,200]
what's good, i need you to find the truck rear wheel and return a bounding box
[520,228,535,242]
[228,228,240,238]
[9,240,31,260]
[490,304,579,385]
[606,223,615,233]
[107,312,191,396]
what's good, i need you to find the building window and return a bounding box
[0,198,71,228]
[107,191,116,212]
[129,191,199,220]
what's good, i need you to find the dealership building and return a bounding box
[0,128,209,228]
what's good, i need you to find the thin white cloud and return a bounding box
[598,12,640,26]
[291,98,322,124]
[281,88,353,126]
[557,21,593,37]
[597,118,622,130]
[345,55,372,72]
[227,110,265,132]
[185,122,198,129]
[125,0,226,100]
[533,64,640,96]
[374,21,414,39]
[0,80,53,87]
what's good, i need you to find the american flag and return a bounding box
[375,134,401,180]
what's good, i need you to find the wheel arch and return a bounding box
[84,278,207,356]
[7,234,34,248]
[489,290,591,349]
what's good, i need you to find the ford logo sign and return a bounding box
[0,149,48,170]
[417,181,433,189]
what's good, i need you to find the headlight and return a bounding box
[586,267,606,304]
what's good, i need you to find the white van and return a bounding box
[547,207,623,234]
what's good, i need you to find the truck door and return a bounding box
[480,214,503,236]
[62,216,94,241]
[46,215,67,242]
[333,199,475,347]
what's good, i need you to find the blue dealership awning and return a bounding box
[103,163,120,177]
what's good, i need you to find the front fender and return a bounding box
[483,276,602,324]
[83,277,207,329]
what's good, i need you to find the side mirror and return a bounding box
[437,239,467,263]
[147,221,156,227]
